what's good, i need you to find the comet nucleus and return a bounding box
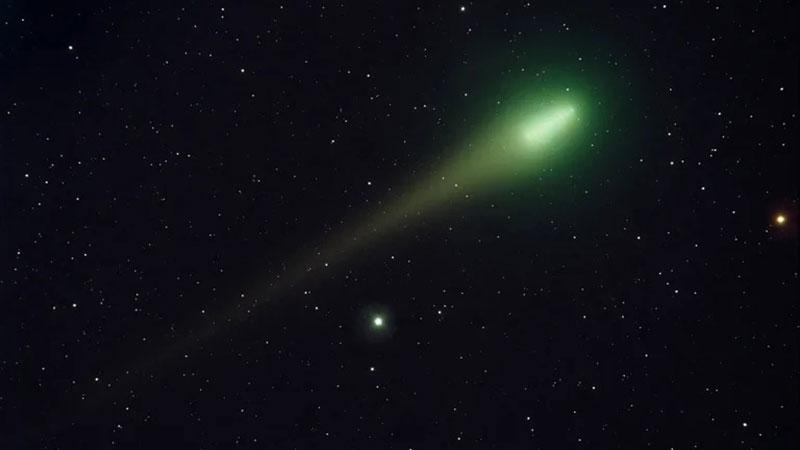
[520,104,577,149]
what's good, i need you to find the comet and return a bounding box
[116,94,584,385]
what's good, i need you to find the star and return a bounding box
[372,316,384,327]
[774,214,786,225]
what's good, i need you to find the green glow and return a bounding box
[520,104,577,149]
[372,316,384,327]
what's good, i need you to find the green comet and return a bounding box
[235,97,586,330]
[135,90,585,375]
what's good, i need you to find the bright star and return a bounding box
[775,214,786,225]
[373,316,384,327]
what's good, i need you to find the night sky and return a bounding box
[2,1,797,448]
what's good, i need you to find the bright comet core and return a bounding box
[521,104,577,148]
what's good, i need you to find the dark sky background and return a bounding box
[1,1,797,449]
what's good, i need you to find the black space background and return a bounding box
[1,1,797,449]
